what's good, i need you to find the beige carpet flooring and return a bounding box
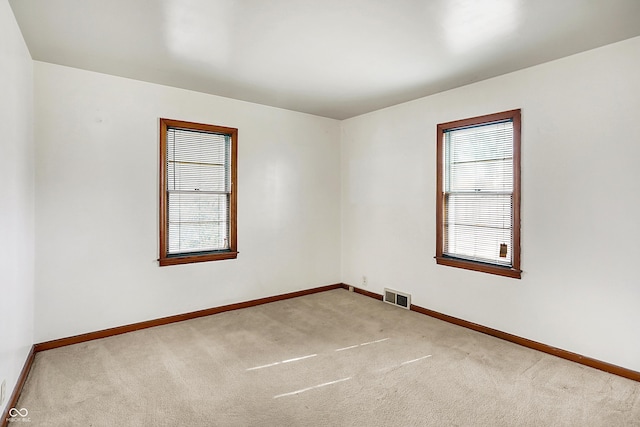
[16,289,640,426]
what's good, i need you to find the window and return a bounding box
[436,109,521,278]
[159,118,238,266]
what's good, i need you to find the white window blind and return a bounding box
[166,127,231,255]
[443,120,513,266]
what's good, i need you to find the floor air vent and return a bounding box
[384,288,411,309]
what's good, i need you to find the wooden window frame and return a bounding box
[435,109,521,279]
[159,118,238,267]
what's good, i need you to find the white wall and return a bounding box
[34,62,341,343]
[0,0,34,415]
[341,36,640,372]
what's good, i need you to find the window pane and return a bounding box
[447,122,513,164]
[448,158,513,192]
[168,193,229,253]
[167,162,227,192]
[444,193,512,265]
[167,128,228,165]
[445,121,513,193]
[443,119,514,266]
[167,128,230,192]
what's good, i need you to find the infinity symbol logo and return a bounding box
[9,408,28,417]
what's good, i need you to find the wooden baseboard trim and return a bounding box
[339,283,383,301]
[1,346,35,427]
[345,284,640,382]
[35,283,343,352]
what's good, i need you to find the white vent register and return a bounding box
[384,288,411,309]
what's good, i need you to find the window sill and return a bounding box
[435,256,521,279]
[159,251,238,266]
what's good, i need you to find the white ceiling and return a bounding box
[9,0,640,119]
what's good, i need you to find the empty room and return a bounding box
[2,0,640,425]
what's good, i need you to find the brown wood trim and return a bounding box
[159,118,168,265]
[435,119,444,261]
[511,110,522,272]
[435,256,522,279]
[346,285,640,382]
[435,109,522,279]
[1,346,35,427]
[409,305,640,381]
[229,124,238,257]
[158,118,238,267]
[339,283,384,300]
[159,251,238,266]
[34,284,343,352]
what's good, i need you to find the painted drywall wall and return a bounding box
[0,0,34,415]
[34,62,341,342]
[341,36,640,371]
